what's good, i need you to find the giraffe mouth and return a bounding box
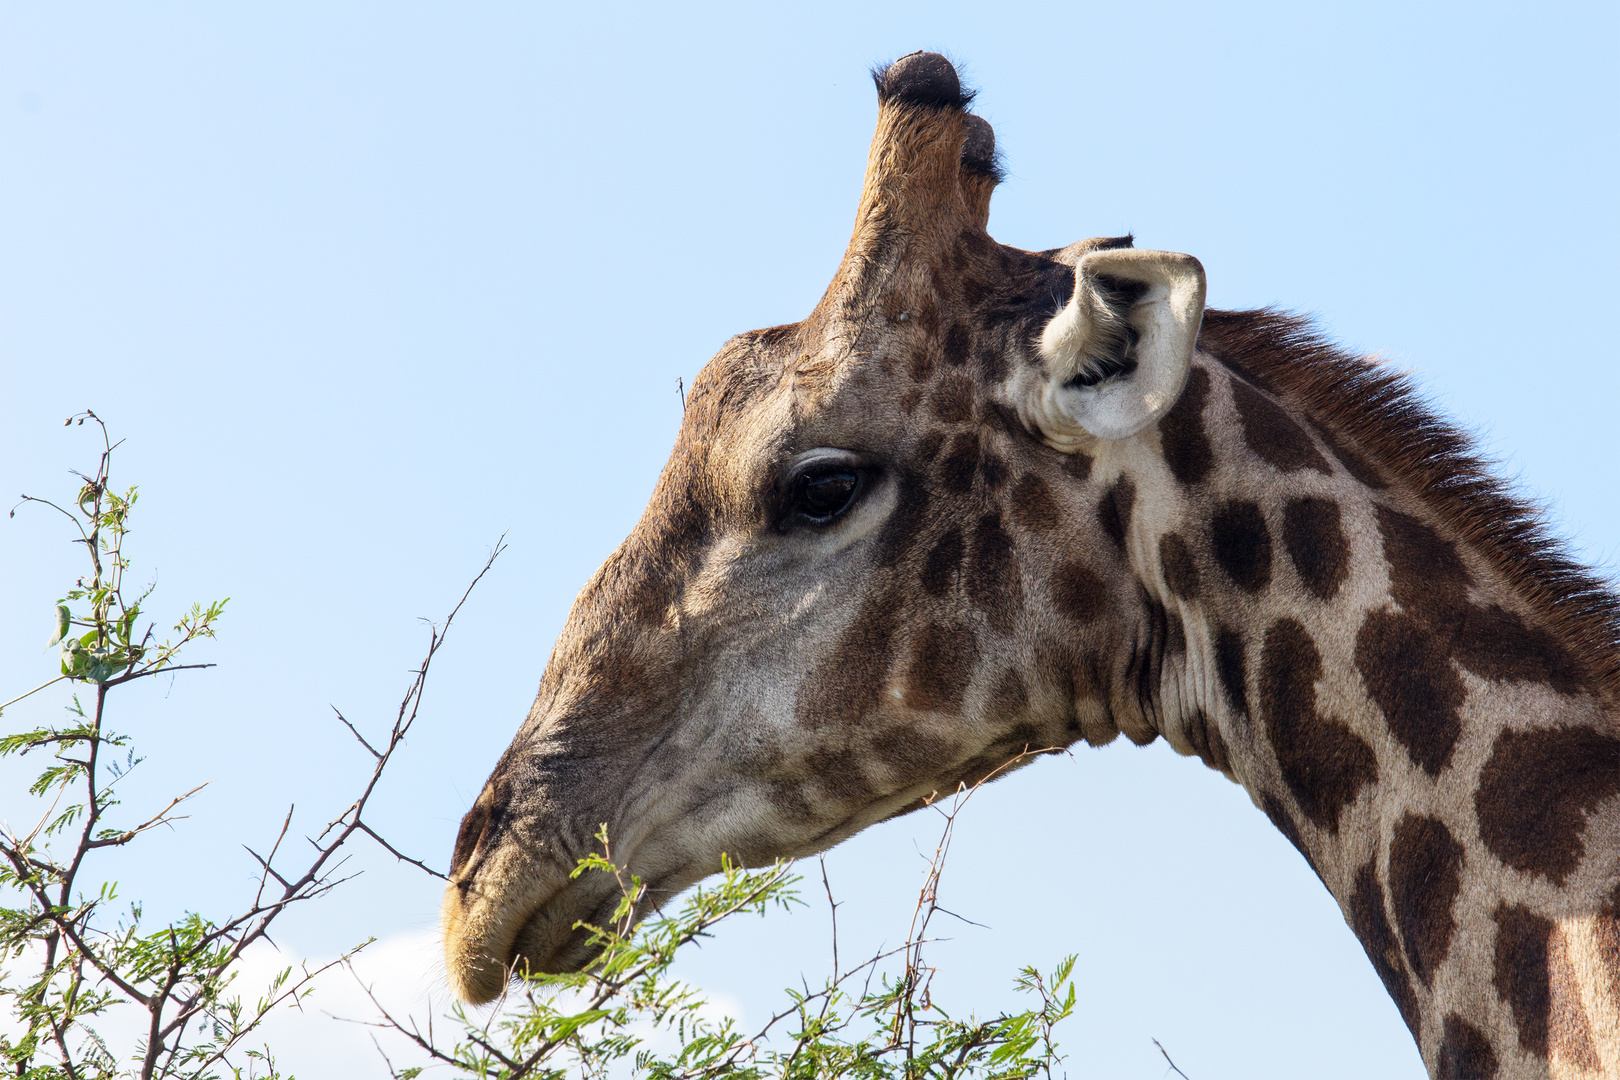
[507,880,626,977]
[444,856,674,1004]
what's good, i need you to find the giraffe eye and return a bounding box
[785,465,864,526]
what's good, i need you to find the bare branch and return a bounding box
[84,783,207,850]
[242,846,292,893]
[178,949,366,1074]
[250,806,296,910]
[10,493,87,534]
[171,540,506,1023]
[334,707,382,760]
[354,821,447,881]
[336,970,523,1073]
[1153,1037,1192,1079]
[102,661,216,688]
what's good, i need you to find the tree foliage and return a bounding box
[2,416,1079,1080]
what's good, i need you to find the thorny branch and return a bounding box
[349,745,1075,1080]
[1,414,507,1078]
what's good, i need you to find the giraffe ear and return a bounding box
[1029,249,1206,445]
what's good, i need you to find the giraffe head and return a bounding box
[442,52,1206,1004]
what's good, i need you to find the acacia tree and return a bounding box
[0,413,499,1079]
[2,414,1093,1080]
[350,758,1078,1080]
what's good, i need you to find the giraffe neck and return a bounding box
[1092,355,1620,1078]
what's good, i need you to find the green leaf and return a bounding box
[46,604,70,648]
[59,635,125,683]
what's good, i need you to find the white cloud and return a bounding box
[3,925,754,1078]
[207,930,749,1078]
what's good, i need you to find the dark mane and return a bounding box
[1197,307,1620,704]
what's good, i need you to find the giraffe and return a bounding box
[441,52,1620,1078]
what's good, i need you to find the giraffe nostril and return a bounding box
[450,784,497,879]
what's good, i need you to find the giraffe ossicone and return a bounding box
[442,52,1620,1079]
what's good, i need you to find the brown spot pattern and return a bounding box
[1211,500,1273,593]
[1493,903,1554,1056]
[873,725,956,776]
[1387,813,1464,986]
[1157,366,1214,484]
[806,743,876,803]
[1215,626,1250,721]
[908,343,934,382]
[1355,609,1465,777]
[876,477,934,569]
[1377,507,1582,692]
[1259,618,1377,832]
[930,375,975,423]
[1475,726,1620,885]
[1199,308,1617,719]
[1282,497,1350,601]
[914,430,945,465]
[1010,473,1061,533]
[1232,378,1332,474]
[979,449,1010,491]
[1452,605,1582,693]
[1377,506,1470,625]
[1436,1016,1498,1079]
[904,622,979,713]
[1097,477,1135,549]
[988,668,1028,720]
[797,592,900,729]
[767,780,813,820]
[1158,532,1200,600]
[1050,560,1106,624]
[1350,859,1422,1038]
[943,322,971,367]
[939,433,981,494]
[968,513,1022,633]
[1062,451,1094,482]
[1312,421,1389,489]
[920,530,963,597]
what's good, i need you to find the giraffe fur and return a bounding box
[441,51,1620,1079]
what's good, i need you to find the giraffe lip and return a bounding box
[505,872,633,978]
[444,850,584,1003]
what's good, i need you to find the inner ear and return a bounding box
[1033,249,1206,444]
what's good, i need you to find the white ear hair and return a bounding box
[1032,249,1206,445]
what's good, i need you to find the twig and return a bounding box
[354,821,447,881]
[342,968,524,1073]
[0,674,69,714]
[102,661,215,689]
[164,542,504,1058]
[820,855,839,987]
[249,807,296,909]
[334,707,382,760]
[183,950,366,1077]
[1153,1037,1192,1079]
[84,783,207,850]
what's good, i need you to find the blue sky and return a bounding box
[2,3,1616,1076]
